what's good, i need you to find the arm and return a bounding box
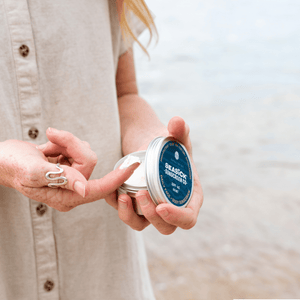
[116,49,168,155]
[107,49,203,234]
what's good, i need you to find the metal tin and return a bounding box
[114,137,194,215]
[114,151,147,215]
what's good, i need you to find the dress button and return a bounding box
[28,127,39,139]
[36,203,47,216]
[19,44,30,57]
[44,280,54,292]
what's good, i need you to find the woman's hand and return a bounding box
[0,128,139,212]
[37,127,98,180]
[105,116,204,235]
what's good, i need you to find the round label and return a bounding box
[159,140,193,206]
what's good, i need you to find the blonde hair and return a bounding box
[117,0,158,55]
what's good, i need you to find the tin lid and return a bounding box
[145,137,194,208]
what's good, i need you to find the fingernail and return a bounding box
[37,143,47,150]
[157,207,169,218]
[48,127,58,133]
[74,181,86,198]
[137,194,149,206]
[119,155,141,169]
[118,199,128,209]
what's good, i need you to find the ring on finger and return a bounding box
[45,163,68,188]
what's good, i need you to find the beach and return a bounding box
[134,0,300,299]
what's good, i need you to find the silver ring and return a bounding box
[45,163,68,188]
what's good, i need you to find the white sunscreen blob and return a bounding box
[119,155,141,169]
[120,155,146,187]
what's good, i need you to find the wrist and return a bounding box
[119,95,168,154]
[0,142,14,188]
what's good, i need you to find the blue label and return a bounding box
[159,140,193,206]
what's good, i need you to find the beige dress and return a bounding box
[0,0,155,299]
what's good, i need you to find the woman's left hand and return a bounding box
[105,116,203,235]
[38,127,97,180]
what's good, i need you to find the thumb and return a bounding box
[167,116,192,154]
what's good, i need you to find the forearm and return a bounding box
[118,94,168,155]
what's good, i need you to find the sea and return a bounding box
[133,0,300,299]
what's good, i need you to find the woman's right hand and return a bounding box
[0,130,139,212]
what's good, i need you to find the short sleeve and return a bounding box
[119,11,148,57]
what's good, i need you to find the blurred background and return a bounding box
[134,0,300,299]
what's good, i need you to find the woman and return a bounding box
[0,0,203,298]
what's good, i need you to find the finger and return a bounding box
[46,155,72,166]
[135,191,177,235]
[167,116,192,154]
[82,162,140,203]
[105,191,118,210]
[156,190,203,229]
[38,141,68,158]
[37,162,89,198]
[19,184,75,212]
[58,155,72,166]
[155,203,198,229]
[39,141,91,158]
[32,162,141,209]
[47,156,59,164]
[118,194,149,231]
[45,128,95,163]
[39,128,97,179]
[82,141,91,149]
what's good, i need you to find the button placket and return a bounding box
[3,0,43,144]
[29,200,59,298]
[4,0,57,297]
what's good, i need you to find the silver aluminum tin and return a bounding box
[145,137,194,208]
[114,137,194,215]
[114,151,146,215]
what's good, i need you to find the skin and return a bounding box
[0,49,203,234]
[105,49,204,235]
[0,128,140,212]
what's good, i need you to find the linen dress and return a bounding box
[0,0,155,299]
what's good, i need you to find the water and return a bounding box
[134,0,300,299]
